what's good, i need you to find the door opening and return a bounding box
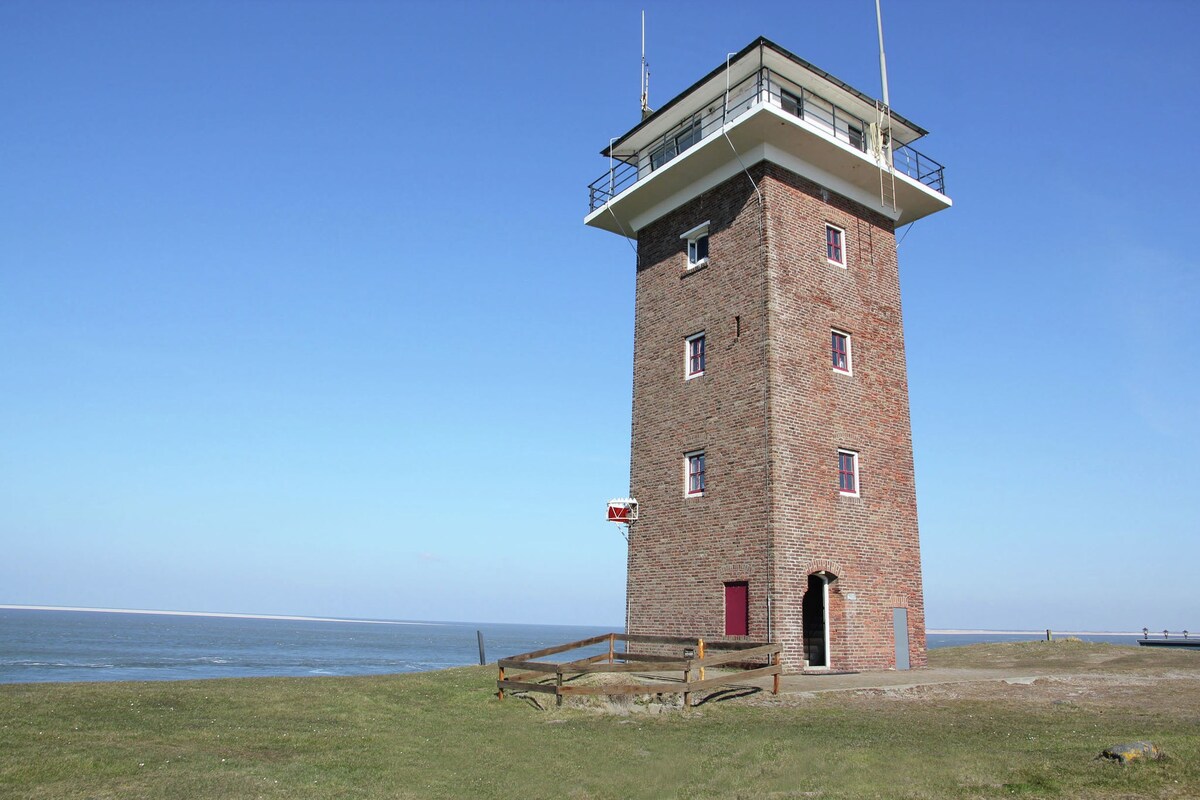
[724,582,748,636]
[893,607,910,670]
[802,573,830,668]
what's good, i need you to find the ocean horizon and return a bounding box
[0,606,1146,685]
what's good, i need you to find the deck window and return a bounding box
[650,119,701,171]
[848,124,865,151]
[782,89,803,118]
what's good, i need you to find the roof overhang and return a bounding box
[585,103,950,234]
[602,36,928,160]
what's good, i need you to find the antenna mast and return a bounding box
[640,11,652,119]
[875,0,890,107]
[874,0,896,211]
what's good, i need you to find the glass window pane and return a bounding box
[805,95,834,135]
[827,227,843,262]
[848,125,865,151]
[688,454,705,493]
[651,144,668,170]
[781,90,801,117]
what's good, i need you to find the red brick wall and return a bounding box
[627,167,772,647]
[626,160,926,672]
[762,163,927,672]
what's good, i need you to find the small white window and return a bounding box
[685,450,706,496]
[826,223,846,267]
[831,329,852,375]
[680,221,710,269]
[838,450,859,497]
[686,332,706,379]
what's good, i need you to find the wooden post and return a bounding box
[555,671,563,708]
[698,638,705,681]
[608,632,615,664]
[772,649,781,695]
[497,666,505,700]
[683,667,691,709]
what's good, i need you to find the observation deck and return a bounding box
[584,37,951,235]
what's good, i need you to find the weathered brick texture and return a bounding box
[626,161,926,673]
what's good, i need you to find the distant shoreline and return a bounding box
[0,604,433,626]
[928,629,1143,637]
[0,607,1146,637]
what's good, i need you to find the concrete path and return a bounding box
[735,665,1068,696]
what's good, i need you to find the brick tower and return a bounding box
[586,38,951,672]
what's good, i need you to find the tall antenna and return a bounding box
[875,0,890,108]
[640,11,652,119]
[874,0,896,211]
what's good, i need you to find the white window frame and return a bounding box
[826,223,846,268]
[837,449,860,497]
[685,331,706,379]
[680,221,710,270]
[831,328,852,376]
[684,450,706,497]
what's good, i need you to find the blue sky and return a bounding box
[1,0,1196,631]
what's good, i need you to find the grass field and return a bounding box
[1,641,1197,799]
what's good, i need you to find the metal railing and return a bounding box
[769,71,870,156]
[588,68,766,212]
[893,142,945,194]
[587,67,946,212]
[1143,628,1191,639]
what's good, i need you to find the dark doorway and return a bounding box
[802,573,828,668]
[724,582,748,636]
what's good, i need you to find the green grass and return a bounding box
[2,643,1198,799]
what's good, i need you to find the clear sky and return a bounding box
[2,0,1197,631]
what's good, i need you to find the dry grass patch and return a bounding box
[928,638,1200,674]
[1,642,1197,799]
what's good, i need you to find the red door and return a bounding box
[724,582,748,636]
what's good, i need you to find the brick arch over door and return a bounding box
[804,560,843,580]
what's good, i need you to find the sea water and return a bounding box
[0,608,1144,684]
[0,608,610,684]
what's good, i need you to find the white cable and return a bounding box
[723,52,763,211]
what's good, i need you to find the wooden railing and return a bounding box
[497,633,781,709]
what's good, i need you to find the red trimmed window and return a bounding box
[687,452,706,495]
[826,224,845,266]
[831,330,850,373]
[687,333,706,378]
[838,450,858,495]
